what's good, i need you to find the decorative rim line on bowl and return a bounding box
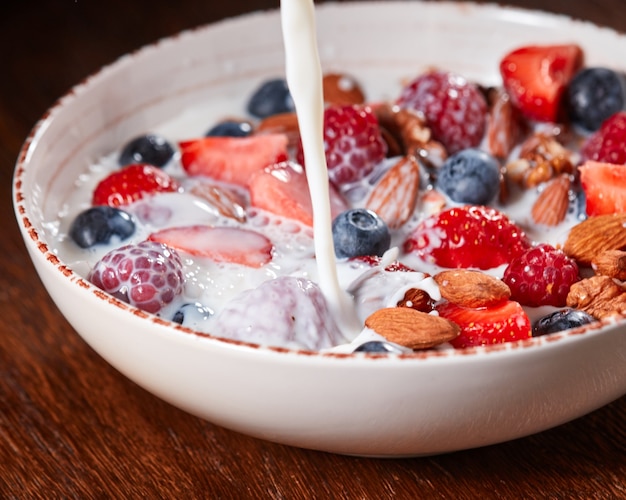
[11,2,625,361]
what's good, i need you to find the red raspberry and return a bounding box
[581,111,626,165]
[296,104,387,186]
[403,205,530,270]
[92,164,180,207]
[502,244,579,307]
[88,241,184,314]
[396,71,488,154]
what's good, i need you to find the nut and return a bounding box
[397,288,433,312]
[563,214,626,266]
[365,307,459,350]
[566,275,626,319]
[505,131,575,188]
[365,156,420,229]
[487,88,526,159]
[256,112,300,149]
[189,182,247,222]
[434,269,510,308]
[323,73,366,106]
[373,104,447,167]
[531,174,571,226]
[591,250,626,281]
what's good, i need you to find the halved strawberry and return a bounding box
[148,225,273,267]
[92,164,180,207]
[179,134,289,188]
[436,300,532,348]
[579,160,626,216]
[248,161,348,226]
[500,44,583,123]
[403,205,531,270]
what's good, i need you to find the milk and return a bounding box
[279,0,360,337]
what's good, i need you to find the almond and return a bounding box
[563,214,626,266]
[531,174,571,226]
[434,269,510,308]
[365,307,459,350]
[322,73,365,106]
[189,182,247,222]
[397,288,433,312]
[256,112,300,149]
[487,89,526,159]
[365,156,419,229]
[591,249,626,280]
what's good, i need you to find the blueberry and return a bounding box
[118,133,175,168]
[332,208,391,259]
[354,341,403,354]
[532,309,596,337]
[436,148,500,205]
[69,206,135,248]
[246,78,295,118]
[205,120,252,137]
[567,67,626,132]
[172,302,214,327]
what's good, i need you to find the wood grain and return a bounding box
[1,1,625,498]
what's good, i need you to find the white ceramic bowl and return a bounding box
[13,1,626,457]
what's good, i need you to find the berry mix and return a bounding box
[55,43,626,352]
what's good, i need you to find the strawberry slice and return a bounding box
[500,44,583,123]
[148,225,273,267]
[579,160,626,216]
[179,134,289,188]
[92,164,180,207]
[437,300,532,348]
[248,161,348,226]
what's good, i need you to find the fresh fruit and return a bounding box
[92,164,180,207]
[403,205,530,270]
[87,241,184,314]
[332,208,391,259]
[502,243,579,307]
[246,78,295,118]
[296,104,387,186]
[580,112,626,165]
[499,44,583,123]
[171,302,214,327]
[436,148,501,205]
[211,276,345,351]
[437,300,532,348]
[148,225,274,268]
[396,70,488,154]
[179,134,289,188]
[248,161,348,226]
[118,133,175,168]
[350,255,415,272]
[353,341,403,354]
[532,309,597,337]
[579,160,626,215]
[205,119,253,137]
[69,206,135,248]
[567,67,626,132]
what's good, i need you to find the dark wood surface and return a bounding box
[2,1,626,498]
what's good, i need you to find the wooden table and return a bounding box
[2,1,625,497]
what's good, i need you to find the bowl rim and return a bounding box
[12,0,626,363]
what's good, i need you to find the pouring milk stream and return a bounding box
[280,0,361,337]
